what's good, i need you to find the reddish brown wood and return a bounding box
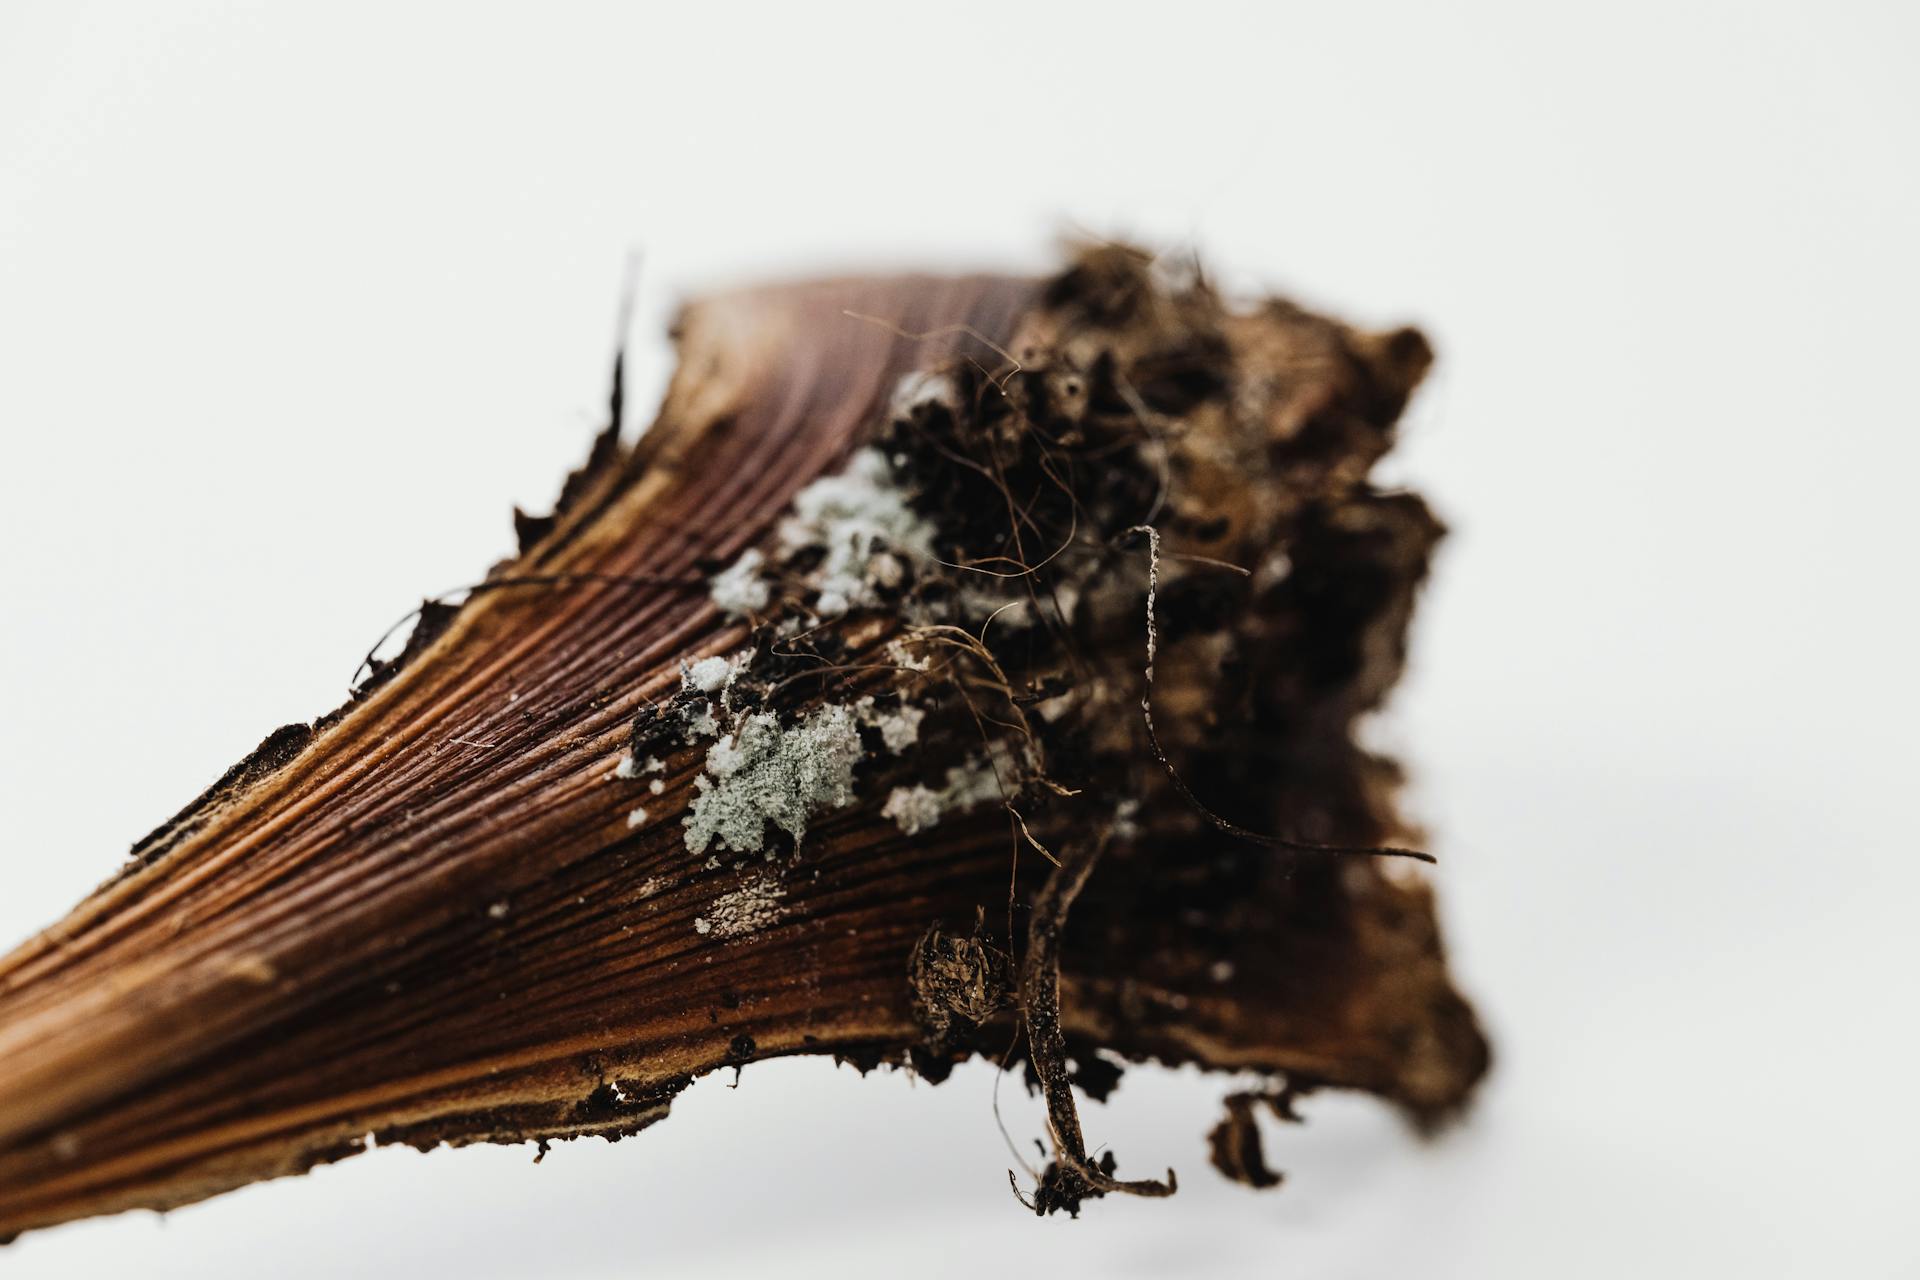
[0,251,1486,1238]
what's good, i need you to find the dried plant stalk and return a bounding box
[0,247,1487,1239]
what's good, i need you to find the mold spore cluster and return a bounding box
[625,247,1437,952]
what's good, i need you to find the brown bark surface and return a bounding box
[0,248,1487,1239]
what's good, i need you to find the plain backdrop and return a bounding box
[2,3,1916,1276]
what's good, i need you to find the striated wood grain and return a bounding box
[0,249,1486,1238]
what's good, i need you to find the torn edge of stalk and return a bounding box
[620,260,1453,1210]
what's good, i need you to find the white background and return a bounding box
[2,3,1915,1276]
